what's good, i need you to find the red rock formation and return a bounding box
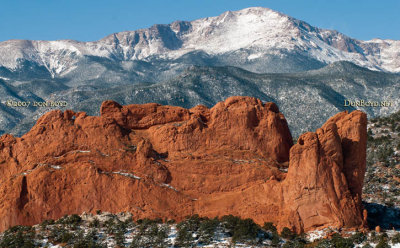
[0,96,367,233]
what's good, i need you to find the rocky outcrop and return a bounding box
[0,96,367,233]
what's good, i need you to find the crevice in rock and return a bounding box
[17,176,29,210]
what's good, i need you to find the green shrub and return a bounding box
[49,225,75,244]
[175,224,195,247]
[129,235,146,248]
[315,233,354,248]
[182,214,202,232]
[331,233,354,248]
[154,224,170,248]
[89,218,100,228]
[136,218,162,227]
[283,238,306,248]
[270,232,280,247]
[114,228,125,247]
[221,215,240,236]
[66,214,82,225]
[0,226,35,248]
[197,218,219,245]
[280,227,295,239]
[166,219,176,224]
[130,222,170,248]
[376,238,390,248]
[370,231,379,243]
[40,219,55,228]
[350,231,366,244]
[73,229,105,248]
[392,233,400,244]
[263,222,277,233]
[231,218,259,243]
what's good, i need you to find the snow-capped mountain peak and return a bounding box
[0,7,399,76]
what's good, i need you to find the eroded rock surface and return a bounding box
[0,96,366,233]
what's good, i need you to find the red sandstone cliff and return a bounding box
[0,96,367,233]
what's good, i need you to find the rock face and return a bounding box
[0,96,367,233]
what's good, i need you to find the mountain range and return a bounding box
[0,7,399,136]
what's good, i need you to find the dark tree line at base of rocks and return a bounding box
[1,214,400,247]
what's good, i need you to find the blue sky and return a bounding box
[0,0,399,42]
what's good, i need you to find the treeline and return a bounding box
[1,214,400,247]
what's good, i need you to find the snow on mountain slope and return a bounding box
[0,7,399,77]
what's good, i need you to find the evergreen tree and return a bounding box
[175,224,195,247]
[0,226,35,248]
[197,218,219,245]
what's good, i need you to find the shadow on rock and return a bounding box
[363,201,400,230]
